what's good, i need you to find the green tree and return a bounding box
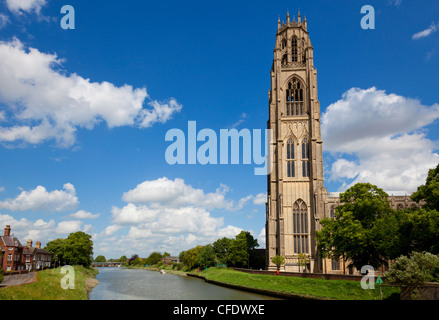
[44,238,66,267]
[316,183,394,270]
[94,255,106,262]
[212,237,232,264]
[397,208,439,255]
[145,252,163,265]
[298,253,308,272]
[412,163,439,211]
[180,246,204,270]
[198,244,216,269]
[63,231,94,267]
[228,237,248,267]
[271,255,285,271]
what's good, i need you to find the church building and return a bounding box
[265,12,419,274]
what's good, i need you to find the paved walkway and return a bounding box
[0,272,36,288]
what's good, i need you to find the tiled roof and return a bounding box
[0,235,23,248]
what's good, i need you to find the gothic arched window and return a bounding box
[293,199,308,254]
[302,138,310,177]
[292,37,298,62]
[286,138,295,178]
[286,78,304,116]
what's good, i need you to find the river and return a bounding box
[88,267,281,300]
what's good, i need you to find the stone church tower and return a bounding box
[266,12,326,273]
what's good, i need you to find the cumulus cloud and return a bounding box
[0,183,78,212]
[322,87,439,193]
[56,220,83,234]
[0,39,182,147]
[70,210,100,219]
[5,0,46,14]
[412,21,439,40]
[98,177,258,256]
[122,177,235,210]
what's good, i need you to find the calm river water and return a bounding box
[88,267,280,300]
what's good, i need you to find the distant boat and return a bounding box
[160,269,166,274]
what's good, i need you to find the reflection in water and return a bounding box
[89,268,280,300]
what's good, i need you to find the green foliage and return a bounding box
[94,255,106,262]
[228,237,248,267]
[44,238,66,267]
[212,237,232,264]
[271,255,285,271]
[412,163,439,211]
[45,232,93,267]
[197,244,216,269]
[118,255,127,263]
[180,246,204,270]
[385,252,439,299]
[317,183,393,269]
[63,232,94,267]
[144,252,163,265]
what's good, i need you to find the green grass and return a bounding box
[0,266,98,300]
[198,268,400,300]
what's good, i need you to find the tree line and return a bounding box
[96,230,265,271]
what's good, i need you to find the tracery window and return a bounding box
[302,138,310,177]
[292,37,298,62]
[285,78,304,116]
[286,138,295,177]
[293,199,308,254]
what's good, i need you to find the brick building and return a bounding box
[0,225,52,272]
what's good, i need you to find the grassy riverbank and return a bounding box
[0,266,98,300]
[195,267,400,300]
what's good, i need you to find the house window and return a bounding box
[292,37,298,62]
[302,138,310,177]
[331,258,340,271]
[330,206,335,219]
[286,138,295,177]
[285,78,304,116]
[292,199,308,254]
[7,254,12,261]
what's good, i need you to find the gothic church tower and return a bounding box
[266,12,326,272]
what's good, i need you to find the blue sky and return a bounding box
[0,0,438,258]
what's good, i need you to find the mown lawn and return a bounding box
[199,268,400,300]
[0,266,98,300]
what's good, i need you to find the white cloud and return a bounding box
[0,183,78,212]
[97,177,259,256]
[0,39,182,147]
[0,214,55,246]
[6,0,46,14]
[322,87,439,193]
[122,177,234,210]
[55,220,82,234]
[412,22,439,40]
[252,193,267,205]
[70,210,100,219]
[0,14,10,29]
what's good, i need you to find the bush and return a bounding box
[385,252,439,299]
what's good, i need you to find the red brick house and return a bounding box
[0,225,52,271]
[0,225,25,271]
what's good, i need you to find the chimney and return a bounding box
[36,241,41,249]
[4,225,11,236]
[27,239,33,248]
